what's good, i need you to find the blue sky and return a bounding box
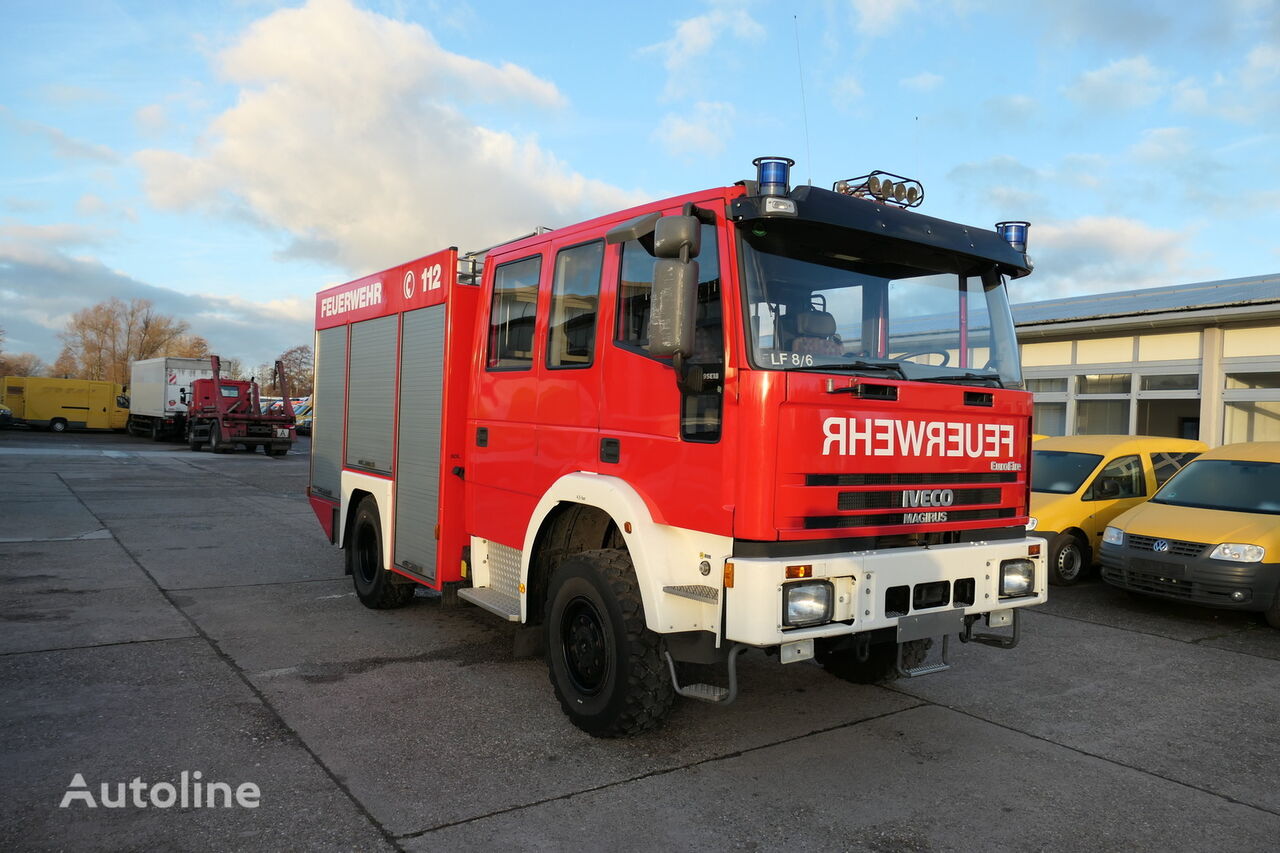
[3,0,1279,368]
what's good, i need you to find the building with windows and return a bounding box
[1015,274,1280,446]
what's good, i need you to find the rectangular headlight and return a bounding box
[783,580,833,627]
[1102,526,1125,545]
[1000,559,1034,598]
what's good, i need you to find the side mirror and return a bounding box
[653,215,701,259]
[648,258,698,359]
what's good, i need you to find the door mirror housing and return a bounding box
[653,215,701,259]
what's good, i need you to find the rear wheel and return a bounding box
[545,549,673,737]
[187,428,201,451]
[1048,532,1088,586]
[150,420,163,442]
[348,497,414,609]
[817,638,931,684]
[49,419,67,433]
[209,421,230,454]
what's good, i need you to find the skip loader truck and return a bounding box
[308,156,1046,736]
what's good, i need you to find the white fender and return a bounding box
[522,472,732,636]
[339,470,395,570]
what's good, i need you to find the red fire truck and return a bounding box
[308,157,1045,736]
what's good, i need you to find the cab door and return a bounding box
[1082,453,1148,550]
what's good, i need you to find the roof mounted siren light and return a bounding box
[995,221,1030,253]
[753,156,795,197]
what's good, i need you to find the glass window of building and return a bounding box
[1077,373,1132,394]
[1075,399,1128,434]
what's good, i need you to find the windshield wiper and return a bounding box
[789,360,907,379]
[916,371,1004,388]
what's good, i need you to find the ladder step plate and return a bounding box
[662,584,719,604]
[901,662,951,678]
[678,682,729,702]
[458,587,520,621]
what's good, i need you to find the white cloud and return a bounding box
[1024,216,1201,298]
[0,224,312,366]
[1174,41,1280,123]
[137,0,638,273]
[135,104,168,135]
[851,0,920,37]
[1128,127,1194,164]
[1065,56,1167,112]
[645,4,765,74]
[900,71,942,92]
[0,106,119,163]
[833,75,865,103]
[655,102,736,159]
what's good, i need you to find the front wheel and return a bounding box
[348,497,414,609]
[209,421,230,454]
[545,549,673,737]
[1265,590,1280,630]
[1048,532,1089,586]
[49,419,67,433]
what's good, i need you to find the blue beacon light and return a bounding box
[995,221,1030,253]
[753,156,795,197]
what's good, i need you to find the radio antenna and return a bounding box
[793,15,812,185]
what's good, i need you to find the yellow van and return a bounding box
[1029,435,1207,585]
[2,376,130,432]
[1099,442,1280,628]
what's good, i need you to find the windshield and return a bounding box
[1031,450,1104,494]
[738,225,1023,387]
[1152,459,1280,515]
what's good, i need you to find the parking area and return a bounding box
[2,428,1279,851]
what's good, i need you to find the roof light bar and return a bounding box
[834,171,924,208]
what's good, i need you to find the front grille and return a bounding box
[805,507,1016,529]
[1127,534,1207,558]
[837,487,1002,511]
[807,472,1018,487]
[1102,565,1247,605]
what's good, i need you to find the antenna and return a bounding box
[793,16,812,185]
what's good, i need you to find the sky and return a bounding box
[3,0,1279,369]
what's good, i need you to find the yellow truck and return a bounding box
[1,376,130,432]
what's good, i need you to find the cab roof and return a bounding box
[1032,434,1208,456]
[1195,441,1280,462]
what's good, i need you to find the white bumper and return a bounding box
[724,537,1045,647]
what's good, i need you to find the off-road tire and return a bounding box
[49,419,67,433]
[348,497,414,609]
[545,549,674,737]
[1048,532,1089,586]
[817,638,931,684]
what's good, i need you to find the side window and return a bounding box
[616,224,721,361]
[486,255,542,370]
[1086,454,1146,500]
[547,241,604,369]
[1151,450,1201,486]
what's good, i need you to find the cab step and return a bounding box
[664,644,746,704]
[896,634,951,678]
[457,587,520,621]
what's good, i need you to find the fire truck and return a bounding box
[308,156,1046,736]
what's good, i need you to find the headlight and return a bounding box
[1102,526,1125,545]
[1209,543,1265,563]
[1026,516,1038,531]
[1000,559,1034,597]
[783,580,833,627]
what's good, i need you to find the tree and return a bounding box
[59,298,191,384]
[278,344,314,397]
[0,351,46,377]
[51,346,79,379]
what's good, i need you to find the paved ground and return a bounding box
[2,428,1278,851]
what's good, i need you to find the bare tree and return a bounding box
[0,352,46,377]
[60,298,191,384]
[278,344,314,397]
[50,346,79,379]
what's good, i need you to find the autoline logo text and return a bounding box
[59,772,260,809]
